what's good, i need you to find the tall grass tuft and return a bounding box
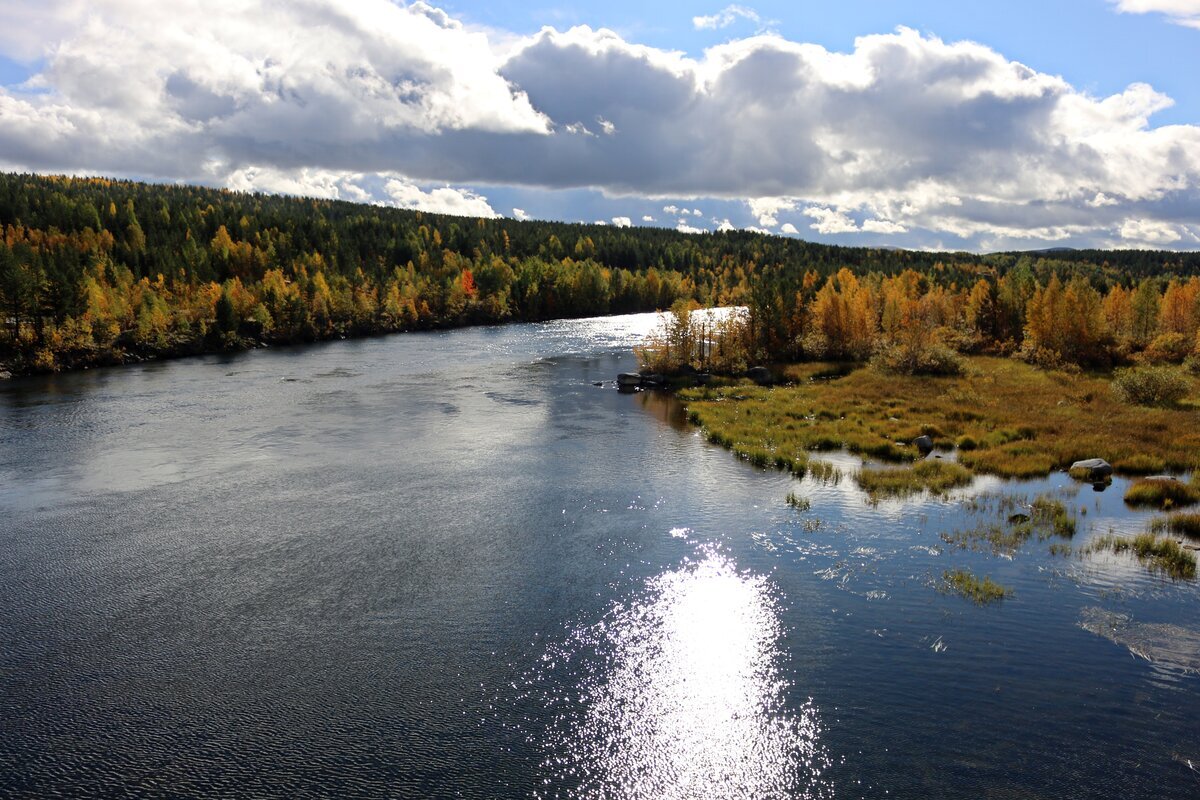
[941,569,1011,604]
[856,460,972,498]
[1088,533,1197,580]
[1124,477,1200,509]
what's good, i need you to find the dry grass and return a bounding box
[679,357,1200,480]
[1151,512,1200,538]
[857,460,973,499]
[1124,478,1200,509]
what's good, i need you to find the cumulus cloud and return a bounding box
[512,208,531,220]
[611,216,632,227]
[803,206,860,235]
[748,197,795,228]
[693,5,761,30]
[642,215,656,222]
[676,220,706,234]
[382,178,496,218]
[1111,0,1200,28]
[779,222,799,234]
[0,2,1198,249]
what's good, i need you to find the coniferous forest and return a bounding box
[1,171,1199,375]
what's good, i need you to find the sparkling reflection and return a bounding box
[537,547,831,799]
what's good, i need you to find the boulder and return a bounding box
[641,373,666,386]
[746,366,774,385]
[617,373,643,388]
[1069,458,1113,481]
[696,373,712,385]
[913,435,934,454]
[0,369,11,381]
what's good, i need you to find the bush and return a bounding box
[1111,365,1191,407]
[1142,332,1192,364]
[870,341,963,376]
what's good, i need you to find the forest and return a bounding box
[2,171,1200,376]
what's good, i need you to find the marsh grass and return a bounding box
[1150,513,1200,538]
[679,357,1200,481]
[1123,478,1200,509]
[941,569,1011,604]
[786,492,811,511]
[856,459,973,499]
[943,494,1077,556]
[1088,533,1197,580]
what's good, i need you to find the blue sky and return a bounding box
[440,0,1200,125]
[0,1,1198,251]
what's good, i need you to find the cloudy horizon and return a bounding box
[0,0,1198,251]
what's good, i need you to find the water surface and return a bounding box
[2,313,1198,797]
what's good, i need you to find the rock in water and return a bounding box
[1069,458,1113,481]
[913,435,934,454]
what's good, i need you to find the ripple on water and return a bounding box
[529,546,832,800]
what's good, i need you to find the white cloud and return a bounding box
[0,3,1198,249]
[1111,0,1200,28]
[716,218,735,232]
[642,215,656,222]
[803,206,859,235]
[513,208,530,220]
[861,218,908,234]
[676,221,707,234]
[692,208,703,216]
[748,197,795,228]
[383,178,496,217]
[779,222,799,234]
[1118,217,1185,245]
[611,216,632,227]
[694,5,761,31]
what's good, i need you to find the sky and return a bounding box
[0,1,1198,252]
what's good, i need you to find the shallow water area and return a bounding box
[1,312,1198,798]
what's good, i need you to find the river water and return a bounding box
[1,312,1198,798]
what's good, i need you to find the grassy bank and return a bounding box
[679,356,1200,484]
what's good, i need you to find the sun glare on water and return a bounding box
[536,547,831,799]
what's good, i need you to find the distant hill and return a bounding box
[1,171,1198,373]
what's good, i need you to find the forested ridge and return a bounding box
[1,171,1199,375]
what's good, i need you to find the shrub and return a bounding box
[1111,365,1191,407]
[870,341,964,376]
[956,434,979,451]
[1142,332,1192,364]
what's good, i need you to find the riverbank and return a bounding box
[678,356,1200,482]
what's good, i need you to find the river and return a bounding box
[1,312,1198,798]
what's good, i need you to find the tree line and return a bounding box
[1,172,1199,374]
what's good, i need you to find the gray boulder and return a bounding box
[1069,458,1113,480]
[913,435,934,454]
[617,373,643,388]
